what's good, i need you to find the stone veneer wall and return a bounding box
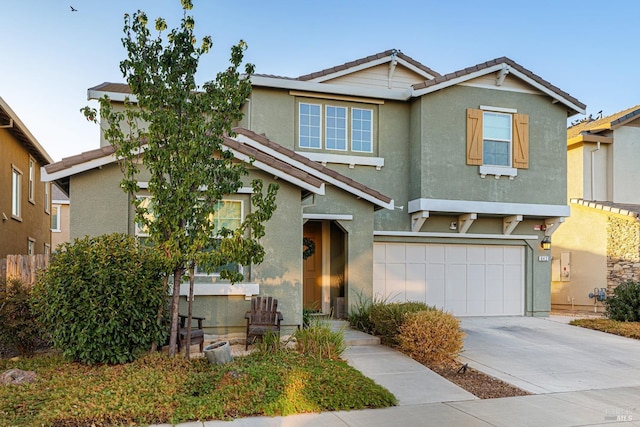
[607,215,640,291]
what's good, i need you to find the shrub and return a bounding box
[348,292,383,334]
[294,321,345,359]
[370,301,434,345]
[0,278,48,355]
[31,233,168,364]
[605,280,640,321]
[397,309,465,368]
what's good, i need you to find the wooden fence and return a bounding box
[0,254,49,287]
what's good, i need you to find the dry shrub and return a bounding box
[397,310,465,367]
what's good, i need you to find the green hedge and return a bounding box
[32,233,168,364]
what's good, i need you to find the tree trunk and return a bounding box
[168,269,181,357]
[185,265,195,360]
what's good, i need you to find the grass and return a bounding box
[0,350,396,427]
[570,318,640,339]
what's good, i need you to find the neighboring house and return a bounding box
[552,106,640,312]
[42,50,584,336]
[0,96,53,259]
[50,183,70,251]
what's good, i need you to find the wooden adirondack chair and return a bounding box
[245,296,283,350]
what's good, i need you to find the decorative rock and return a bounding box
[0,369,37,385]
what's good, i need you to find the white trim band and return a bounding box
[374,231,539,240]
[408,198,570,217]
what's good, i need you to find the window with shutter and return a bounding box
[466,107,529,178]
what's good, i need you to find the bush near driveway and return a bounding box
[0,278,48,356]
[604,280,640,322]
[397,309,465,367]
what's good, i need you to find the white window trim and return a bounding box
[179,282,259,299]
[298,102,375,155]
[27,237,35,255]
[44,182,50,214]
[480,105,517,114]
[51,205,62,232]
[11,165,22,220]
[479,165,518,180]
[482,111,512,168]
[325,105,348,152]
[28,157,35,204]
[299,102,322,150]
[295,151,384,170]
[350,107,374,153]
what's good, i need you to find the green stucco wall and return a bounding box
[70,163,130,240]
[413,86,568,205]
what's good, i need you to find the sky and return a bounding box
[1,0,639,162]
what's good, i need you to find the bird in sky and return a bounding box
[70,6,78,12]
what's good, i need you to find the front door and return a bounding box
[303,221,322,310]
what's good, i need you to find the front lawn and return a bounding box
[569,318,640,339]
[0,350,396,426]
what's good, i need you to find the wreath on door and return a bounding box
[303,237,316,260]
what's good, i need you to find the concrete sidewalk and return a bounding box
[158,321,640,427]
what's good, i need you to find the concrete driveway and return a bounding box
[459,316,640,394]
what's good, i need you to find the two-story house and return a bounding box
[1,96,53,259]
[552,106,640,312]
[42,50,584,336]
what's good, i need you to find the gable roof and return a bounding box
[567,105,640,139]
[88,50,585,117]
[411,57,585,117]
[42,129,393,210]
[0,96,53,165]
[295,49,441,82]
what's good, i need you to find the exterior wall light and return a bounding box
[540,236,551,250]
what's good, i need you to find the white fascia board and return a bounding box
[412,64,505,97]
[87,90,138,103]
[224,146,325,195]
[250,76,408,101]
[234,134,393,210]
[52,199,70,205]
[40,154,118,182]
[507,68,586,115]
[374,230,539,240]
[303,213,353,221]
[308,57,392,82]
[306,56,438,83]
[396,58,438,80]
[296,151,384,169]
[408,198,570,217]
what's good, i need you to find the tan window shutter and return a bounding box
[466,108,483,165]
[512,114,529,169]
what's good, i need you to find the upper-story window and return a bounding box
[467,107,529,178]
[298,102,374,154]
[11,165,22,220]
[482,112,511,166]
[51,205,61,232]
[28,157,35,204]
[44,183,50,214]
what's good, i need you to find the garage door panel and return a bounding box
[386,245,406,263]
[485,246,505,263]
[406,263,427,302]
[385,263,406,301]
[466,264,485,315]
[373,244,386,263]
[373,243,524,316]
[467,246,486,264]
[426,264,445,308]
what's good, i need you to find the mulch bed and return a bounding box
[428,362,532,399]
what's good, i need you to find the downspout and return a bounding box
[590,142,601,200]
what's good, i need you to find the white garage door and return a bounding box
[373,243,524,316]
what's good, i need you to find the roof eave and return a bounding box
[250,75,409,101]
[0,96,54,164]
